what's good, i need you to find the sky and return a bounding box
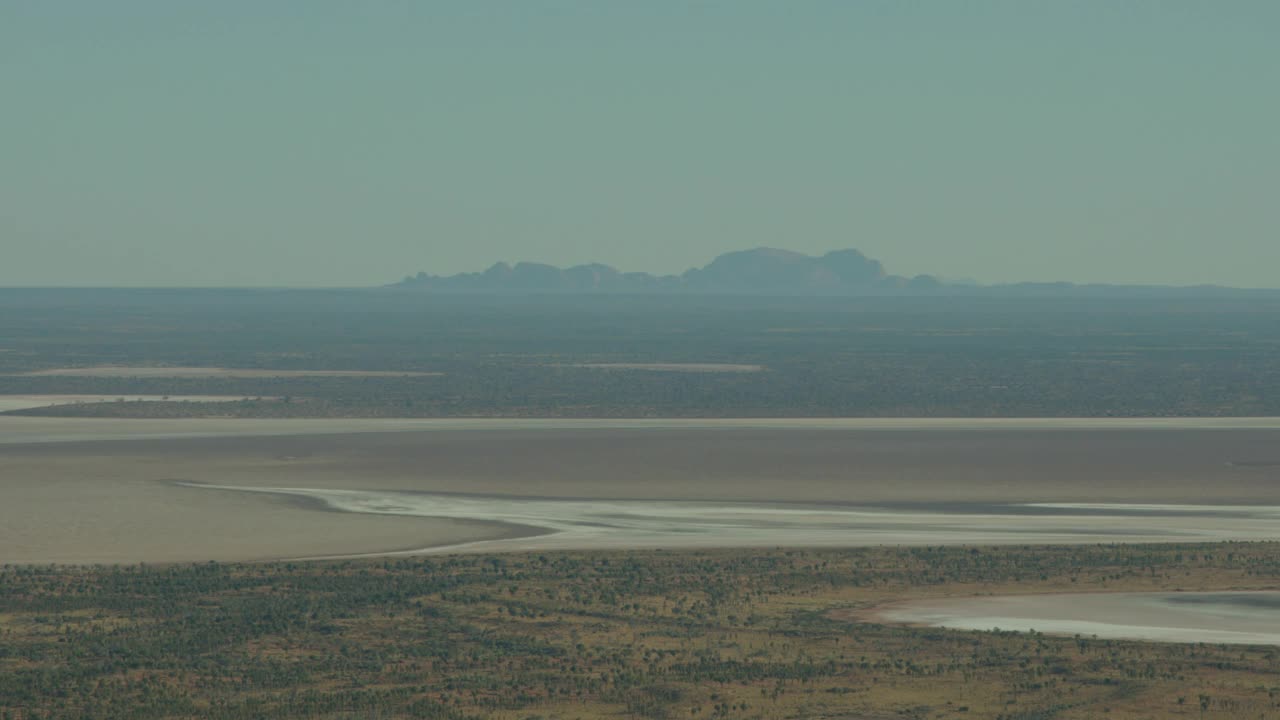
[2,1,1278,288]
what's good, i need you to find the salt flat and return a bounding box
[2,417,1279,563]
[177,483,1280,559]
[877,592,1280,646]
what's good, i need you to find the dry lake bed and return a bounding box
[2,417,1279,564]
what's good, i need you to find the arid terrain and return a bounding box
[5,544,1280,720]
[3,294,1280,718]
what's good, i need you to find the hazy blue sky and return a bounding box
[3,2,1277,287]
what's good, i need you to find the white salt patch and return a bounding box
[883,592,1280,646]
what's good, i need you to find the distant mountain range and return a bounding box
[389,247,1278,297]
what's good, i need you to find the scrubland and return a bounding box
[3,544,1280,719]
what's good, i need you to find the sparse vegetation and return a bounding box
[2,543,1279,719]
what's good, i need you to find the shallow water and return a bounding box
[880,591,1280,645]
[180,483,1280,557]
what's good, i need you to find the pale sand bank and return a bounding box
[876,592,1280,646]
[16,366,439,378]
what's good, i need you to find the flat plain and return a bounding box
[4,291,1280,718]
